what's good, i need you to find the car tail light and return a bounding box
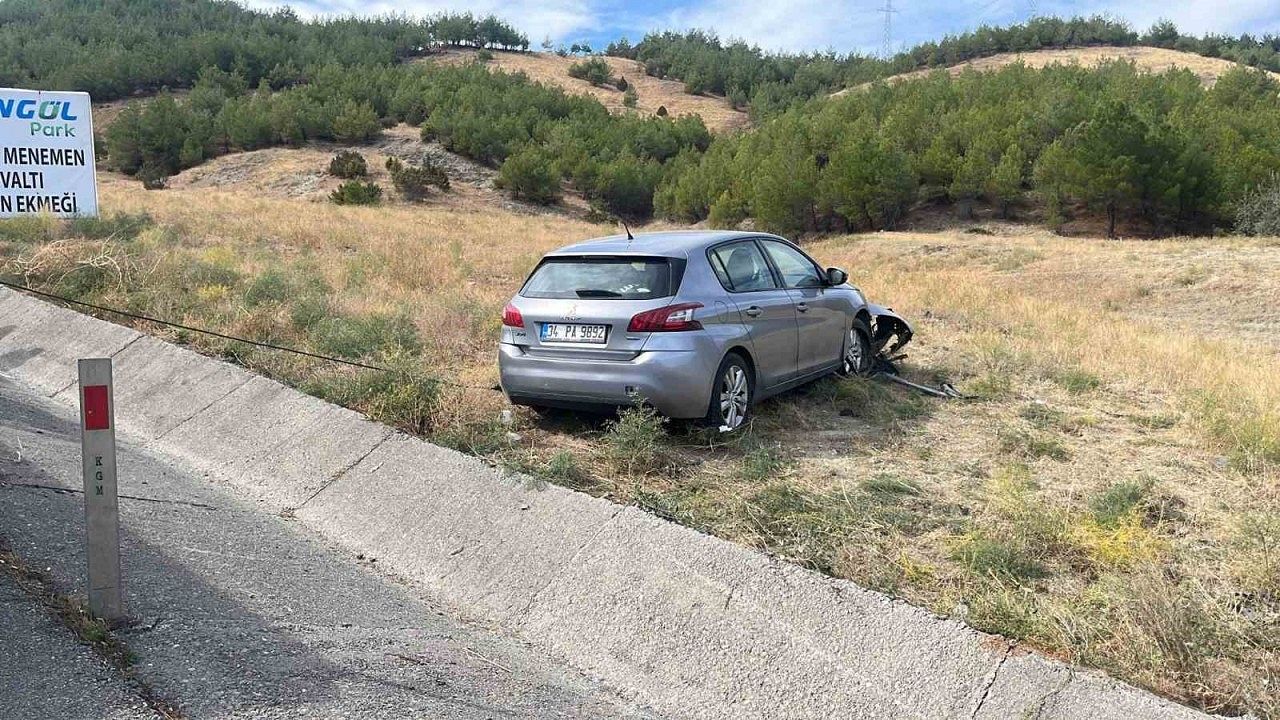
[502,303,524,328]
[628,302,704,332]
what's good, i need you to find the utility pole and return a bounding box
[878,0,899,59]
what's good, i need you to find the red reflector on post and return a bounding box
[83,385,110,430]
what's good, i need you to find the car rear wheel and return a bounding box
[706,353,752,430]
[839,320,874,377]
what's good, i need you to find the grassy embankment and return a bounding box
[1,182,1276,717]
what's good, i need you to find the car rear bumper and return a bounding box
[498,343,714,419]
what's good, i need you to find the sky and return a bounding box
[241,0,1280,56]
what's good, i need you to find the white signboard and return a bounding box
[0,88,98,218]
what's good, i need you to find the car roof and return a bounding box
[549,230,786,258]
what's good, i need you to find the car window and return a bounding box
[708,241,778,292]
[521,256,673,299]
[761,240,824,289]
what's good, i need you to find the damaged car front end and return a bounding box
[867,302,913,360]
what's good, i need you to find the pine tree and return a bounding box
[332,101,381,143]
[987,144,1026,218]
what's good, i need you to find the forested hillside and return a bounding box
[0,0,527,100]
[608,16,1280,117]
[101,62,709,218]
[655,61,1280,236]
[0,0,705,219]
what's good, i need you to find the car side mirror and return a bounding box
[826,267,847,286]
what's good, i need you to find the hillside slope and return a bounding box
[421,50,750,133]
[153,125,592,217]
[833,45,1280,95]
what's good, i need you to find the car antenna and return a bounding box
[620,220,634,242]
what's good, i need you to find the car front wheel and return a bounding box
[706,353,752,430]
[839,320,874,377]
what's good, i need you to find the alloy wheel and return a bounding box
[844,328,867,374]
[719,365,749,429]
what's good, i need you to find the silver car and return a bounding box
[498,231,912,429]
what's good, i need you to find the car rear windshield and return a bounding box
[521,256,678,300]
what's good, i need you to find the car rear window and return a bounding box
[521,256,678,300]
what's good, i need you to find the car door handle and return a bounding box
[796,302,809,313]
[744,306,762,317]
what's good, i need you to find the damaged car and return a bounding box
[498,231,912,430]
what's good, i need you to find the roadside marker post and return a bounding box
[78,358,123,622]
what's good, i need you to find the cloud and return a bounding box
[657,0,877,53]
[1035,0,1279,36]
[240,0,1279,55]
[635,0,1279,55]
[239,0,599,43]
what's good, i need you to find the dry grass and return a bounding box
[421,49,750,134]
[833,45,1280,96]
[2,185,1278,717]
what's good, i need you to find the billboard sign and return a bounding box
[0,88,98,218]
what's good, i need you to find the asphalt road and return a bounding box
[0,572,155,720]
[0,376,657,719]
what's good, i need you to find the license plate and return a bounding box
[540,323,608,344]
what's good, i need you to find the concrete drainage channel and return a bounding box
[0,286,1224,720]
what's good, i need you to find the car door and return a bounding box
[760,239,846,377]
[707,240,799,390]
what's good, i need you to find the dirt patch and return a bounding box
[833,45,1280,96]
[420,49,750,134]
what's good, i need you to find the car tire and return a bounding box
[838,319,874,377]
[705,352,753,430]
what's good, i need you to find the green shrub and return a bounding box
[0,215,58,244]
[138,165,168,190]
[1091,478,1154,527]
[739,442,787,483]
[604,404,668,474]
[595,154,661,219]
[497,147,561,204]
[289,295,331,331]
[67,213,153,240]
[1235,174,1280,236]
[544,450,583,483]
[953,533,1048,581]
[475,48,494,62]
[309,311,421,359]
[332,100,381,143]
[304,351,440,435]
[330,181,383,205]
[385,156,449,200]
[860,474,923,498]
[182,258,241,288]
[622,85,638,108]
[1056,368,1102,394]
[244,268,292,307]
[997,426,1070,461]
[568,57,614,86]
[328,150,368,179]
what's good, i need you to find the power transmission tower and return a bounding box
[1027,0,1038,19]
[878,0,899,59]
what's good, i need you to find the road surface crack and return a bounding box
[286,430,394,515]
[150,374,253,442]
[1,480,217,510]
[970,640,1014,719]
